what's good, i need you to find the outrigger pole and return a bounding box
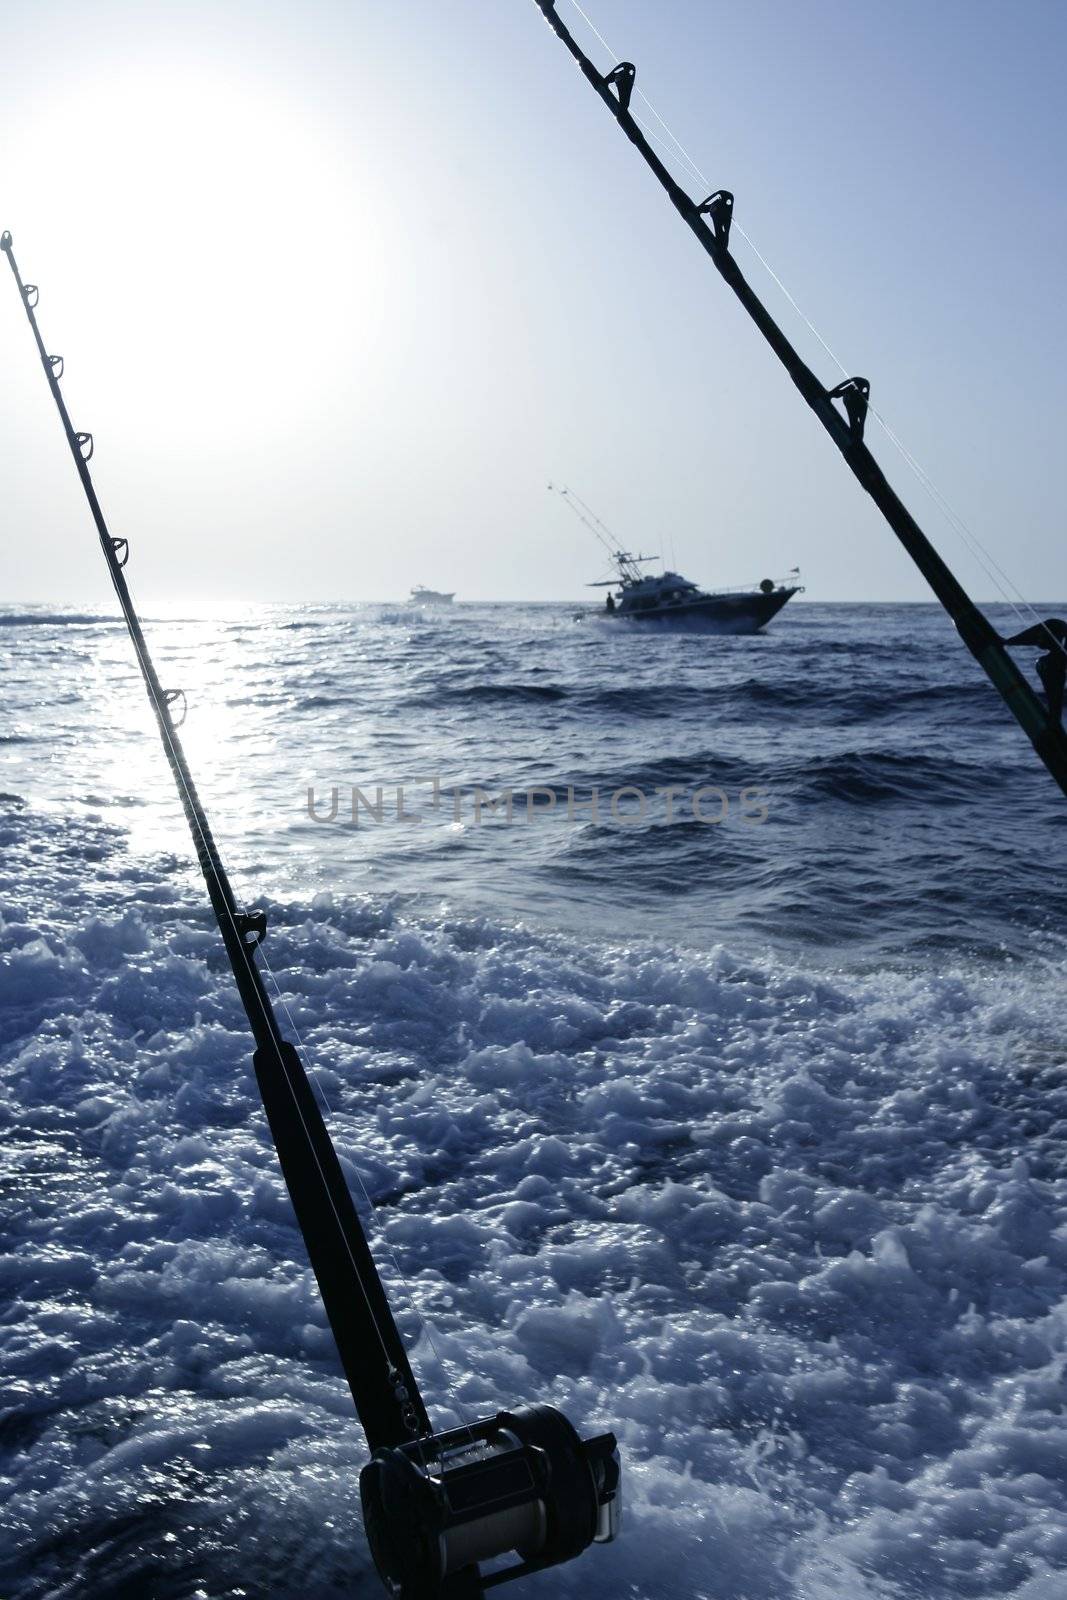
[533,1,1067,802]
[1,230,619,1599]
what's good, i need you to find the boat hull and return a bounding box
[592,585,800,633]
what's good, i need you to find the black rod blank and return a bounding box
[532,1,1067,801]
[1,229,430,1452]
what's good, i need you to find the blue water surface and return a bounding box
[2,599,1066,1600]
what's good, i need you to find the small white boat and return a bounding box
[409,585,455,605]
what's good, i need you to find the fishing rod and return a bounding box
[532,1,1067,801]
[1,229,620,1600]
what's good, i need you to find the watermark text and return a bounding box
[306,779,769,827]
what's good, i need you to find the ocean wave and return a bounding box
[1,875,1065,1598]
[431,681,570,705]
[0,611,117,628]
[788,748,1008,804]
[400,675,997,729]
[294,694,350,711]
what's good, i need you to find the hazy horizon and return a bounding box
[2,0,1064,607]
[4,596,1067,611]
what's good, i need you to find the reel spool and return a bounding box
[360,1404,620,1596]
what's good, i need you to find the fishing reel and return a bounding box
[360,1404,620,1597]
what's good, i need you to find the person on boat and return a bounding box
[1003,618,1067,725]
[606,592,615,612]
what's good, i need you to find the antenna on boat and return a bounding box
[547,482,658,583]
[2,228,620,1600]
[532,3,1067,800]
[560,484,617,547]
[547,481,617,557]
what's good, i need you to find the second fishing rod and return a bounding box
[533,0,1067,801]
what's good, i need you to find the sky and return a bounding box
[1,0,1065,604]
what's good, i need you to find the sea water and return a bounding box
[2,600,1066,1598]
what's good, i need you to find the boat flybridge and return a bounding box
[550,484,802,632]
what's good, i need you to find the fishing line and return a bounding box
[563,0,1066,660]
[863,402,1061,647]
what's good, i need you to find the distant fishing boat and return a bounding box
[551,485,802,633]
[589,552,800,631]
[409,584,455,605]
